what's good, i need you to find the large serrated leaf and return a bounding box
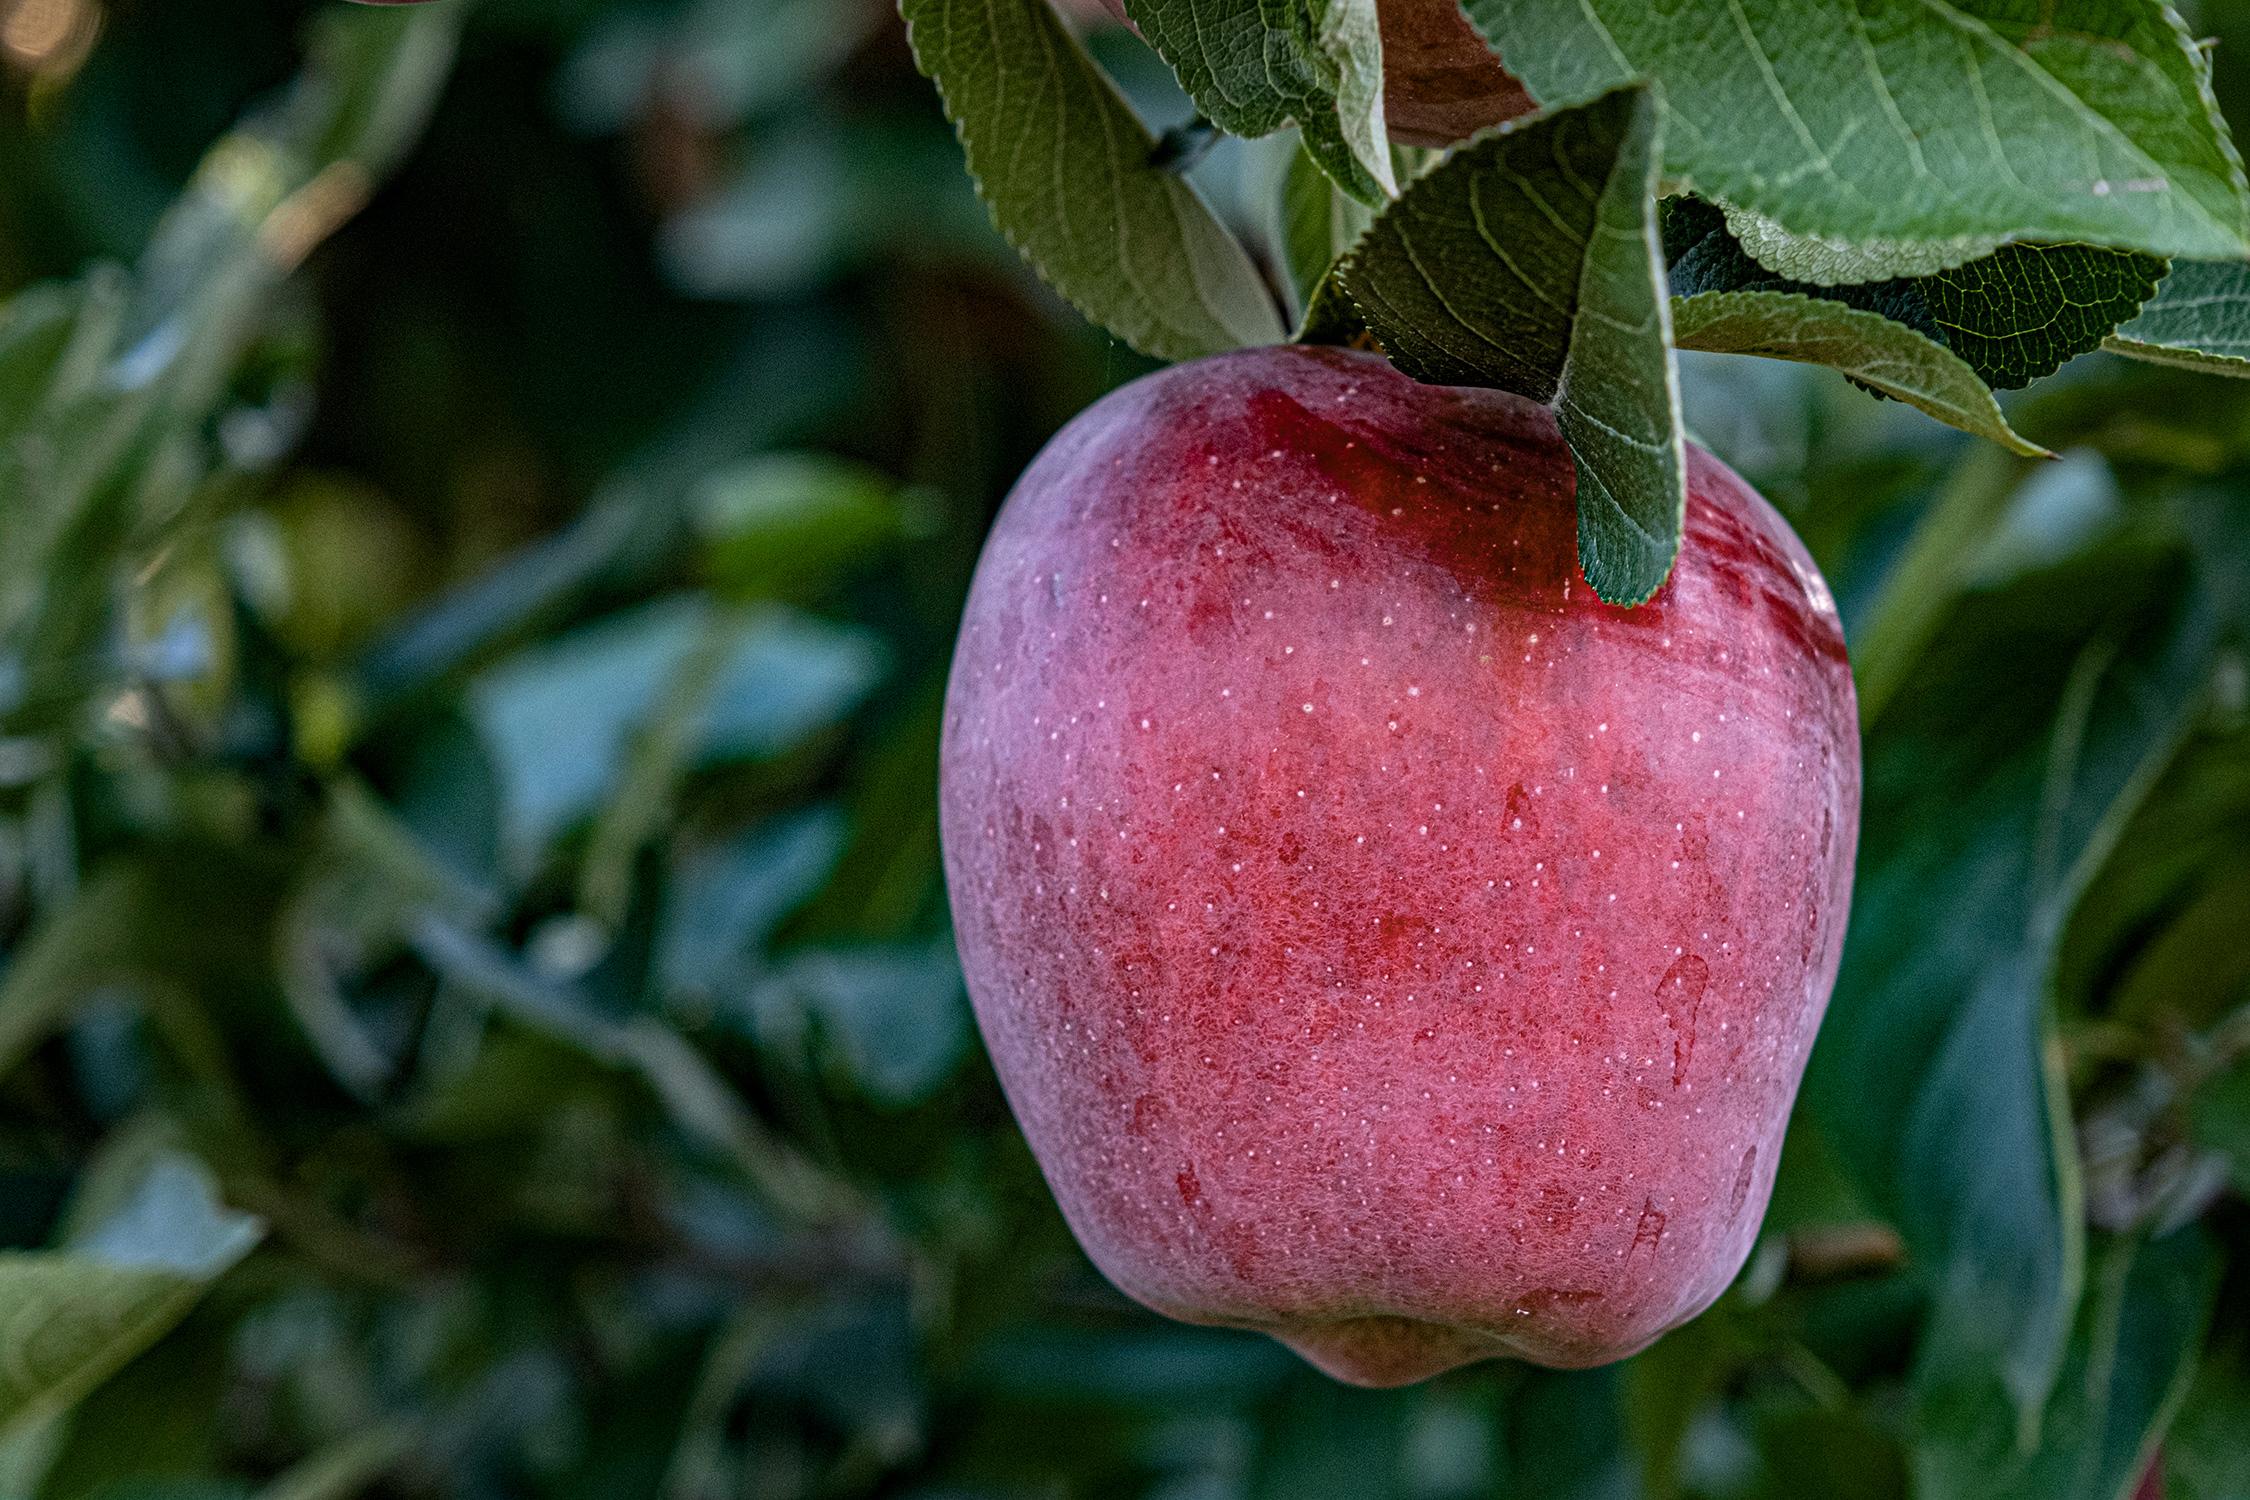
[1668,197,2164,393]
[1122,0,1394,204]
[1465,0,2250,270]
[1918,244,2166,390]
[2106,259,2250,375]
[1325,86,1684,603]
[901,0,1285,360]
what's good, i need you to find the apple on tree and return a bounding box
[914,0,2250,1409]
[939,346,1859,1385]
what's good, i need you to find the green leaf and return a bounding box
[1493,1367,1638,1496]
[901,0,1286,360]
[660,115,996,299]
[0,854,283,1092]
[0,851,297,1088]
[1325,86,1684,602]
[561,0,884,135]
[2054,694,2250,1033]
[1121,0,1394,204]
[693,452,905,601]
[2167,1348,2250,1500]
[0,280,103,445]
[1621,1313,1754,1496]
[1719,201,2000,287]
[0,1153,262,1435]
[1464,0,2250,269]
[0,865,183,1081]
[1850,445,2039,723]
[406,917,868,1228]
[1671,292,2044,456]
[744,940,970,1108]
[1250,1377,1409,1499]
[2106,259,2250,375]
[465,598,885,868]
[1810,523,2221,1444]
[657,809,848,1009]
[1276,139,1374,324]
[1917,245,2166,390]
[0,6,460,745]
[1667,198,2163,396]
[2190,1061,2250,1194]
[1919,1228,2219,1500]
[256,1426,413,1500]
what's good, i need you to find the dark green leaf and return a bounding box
[694,452,905,601]
[256,1426,413,1500]
[2190,1062,2250,1194]
[2167,1348,2250,1500]
[1918,1229,2219,1500]
[0,280,103,444]
[901,0,1287,359]
[1466,0,2250,268]
[1918,246,2165,390]
[406,918,869,1229]
[1493,1367,1639,1497]
[744,940,970,1107]
[560,0,883,134]
[1327,86,1683,602]
[1251,1376,1409,1499]
[2055,699,2250,1033]
[1667,197,2162,397]
[658,809,849,1010]
[1811,520,2225,1442]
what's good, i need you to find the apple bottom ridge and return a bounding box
[1150,1303,1677,1387]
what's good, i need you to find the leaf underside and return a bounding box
[2106,258,2250,374]
[1122,0,1395,204]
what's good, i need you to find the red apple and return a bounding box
[1091,0,1531,147]
[940,346,1859,1385]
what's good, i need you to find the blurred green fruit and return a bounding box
[233,474,431,662]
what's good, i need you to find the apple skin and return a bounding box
[939,346,1859,1386]
[1091,0,1530,147]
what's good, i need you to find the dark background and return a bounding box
[0,1,2248,1496]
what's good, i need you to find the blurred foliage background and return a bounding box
[1,1,2249,1497]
